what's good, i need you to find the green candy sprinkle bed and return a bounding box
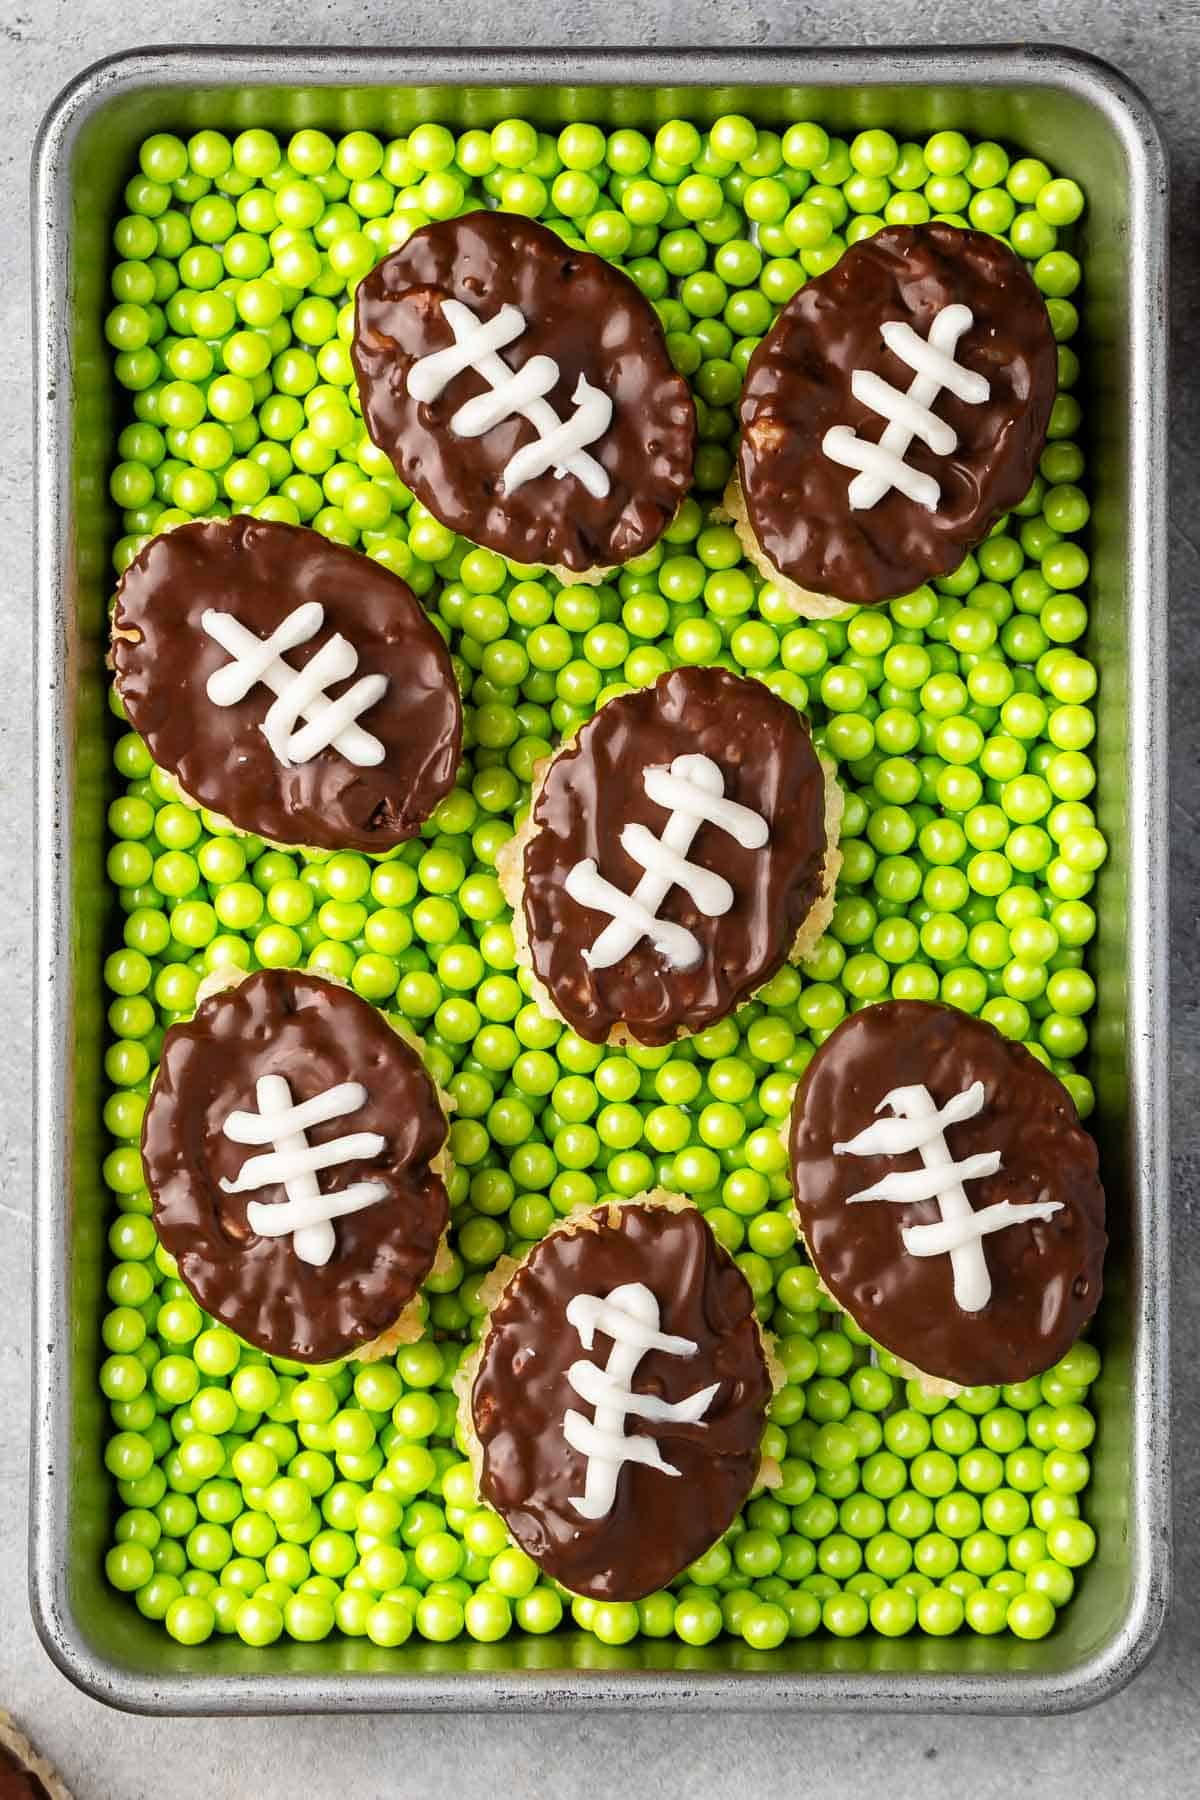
[98,112,1102,1654]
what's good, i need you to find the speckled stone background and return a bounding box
[2,5,1195,1796]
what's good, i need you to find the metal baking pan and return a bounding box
[31,43,1171,1714]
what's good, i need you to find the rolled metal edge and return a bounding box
[30,40,1171,1715]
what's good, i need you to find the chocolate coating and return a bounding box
[352,211,696,572]
[789,1000,1106,1386]
[112,517,462,853]
[471,1201,771,1600]
[142,970,449,1363]
[522,665,830,1045]
[0,1744,51,1800]
[738,224,1058,605]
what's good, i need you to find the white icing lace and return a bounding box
[563,1283,719,1520]
[406,298,612,498]
[833,1081,1061,1313]
[202,602,388,768]
[822,303,991,513]
[564,753,769,973]
[219,1075,389,1267]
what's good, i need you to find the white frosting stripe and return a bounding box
[822,426,941,511]
[205,603,322,705]
[202,605,387,768]
[224,1079,371,1144]
[451,353,559,437]
[259,634,387,769]
[822,302,991,514]
[219,1073,389,1268]
[583,756,721,970]
[850,370,958,455]
[567,1356,719,1423]
[233,1073,330,1264]
[247,1179,390,1241]
[844,1150,1003,1205]
[903,1198,1063,1258]
[567,1290,699,1358]
[564,860,703,970]
[881,316,991,405]
[405,302,526,402]
[563,1282,718,1520]
[833,1080,1062,1314]
[562,1410,681,1479]
[834,1080,988,1158]
[283,674,389,766]
[221,1130,386,1194]
[406,297,613,499]
[567,752,770,974]
[503,375,614,496]
[641,763,770,848]
[620,822,735,917]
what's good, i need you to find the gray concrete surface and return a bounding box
[1,2,1196,1794]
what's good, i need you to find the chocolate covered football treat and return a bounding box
[112,516,462,853]
[461,1195,774,1602]
[142,969,451,1364]
[352,210,696,578]
[499,664,842,1046]
[0,1715,71,1800]
[788,999,1106,1390]
[729,223,1058,612]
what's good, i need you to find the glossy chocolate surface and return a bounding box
[142,970,449,1363]
[112,517,461,853]
[789,1000,1106,1386]
[738,224,1057,605]
[0,1744,51,1800]
[523,665,829,1044]
[352,211,696,572]
[472,1201,771,1600]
